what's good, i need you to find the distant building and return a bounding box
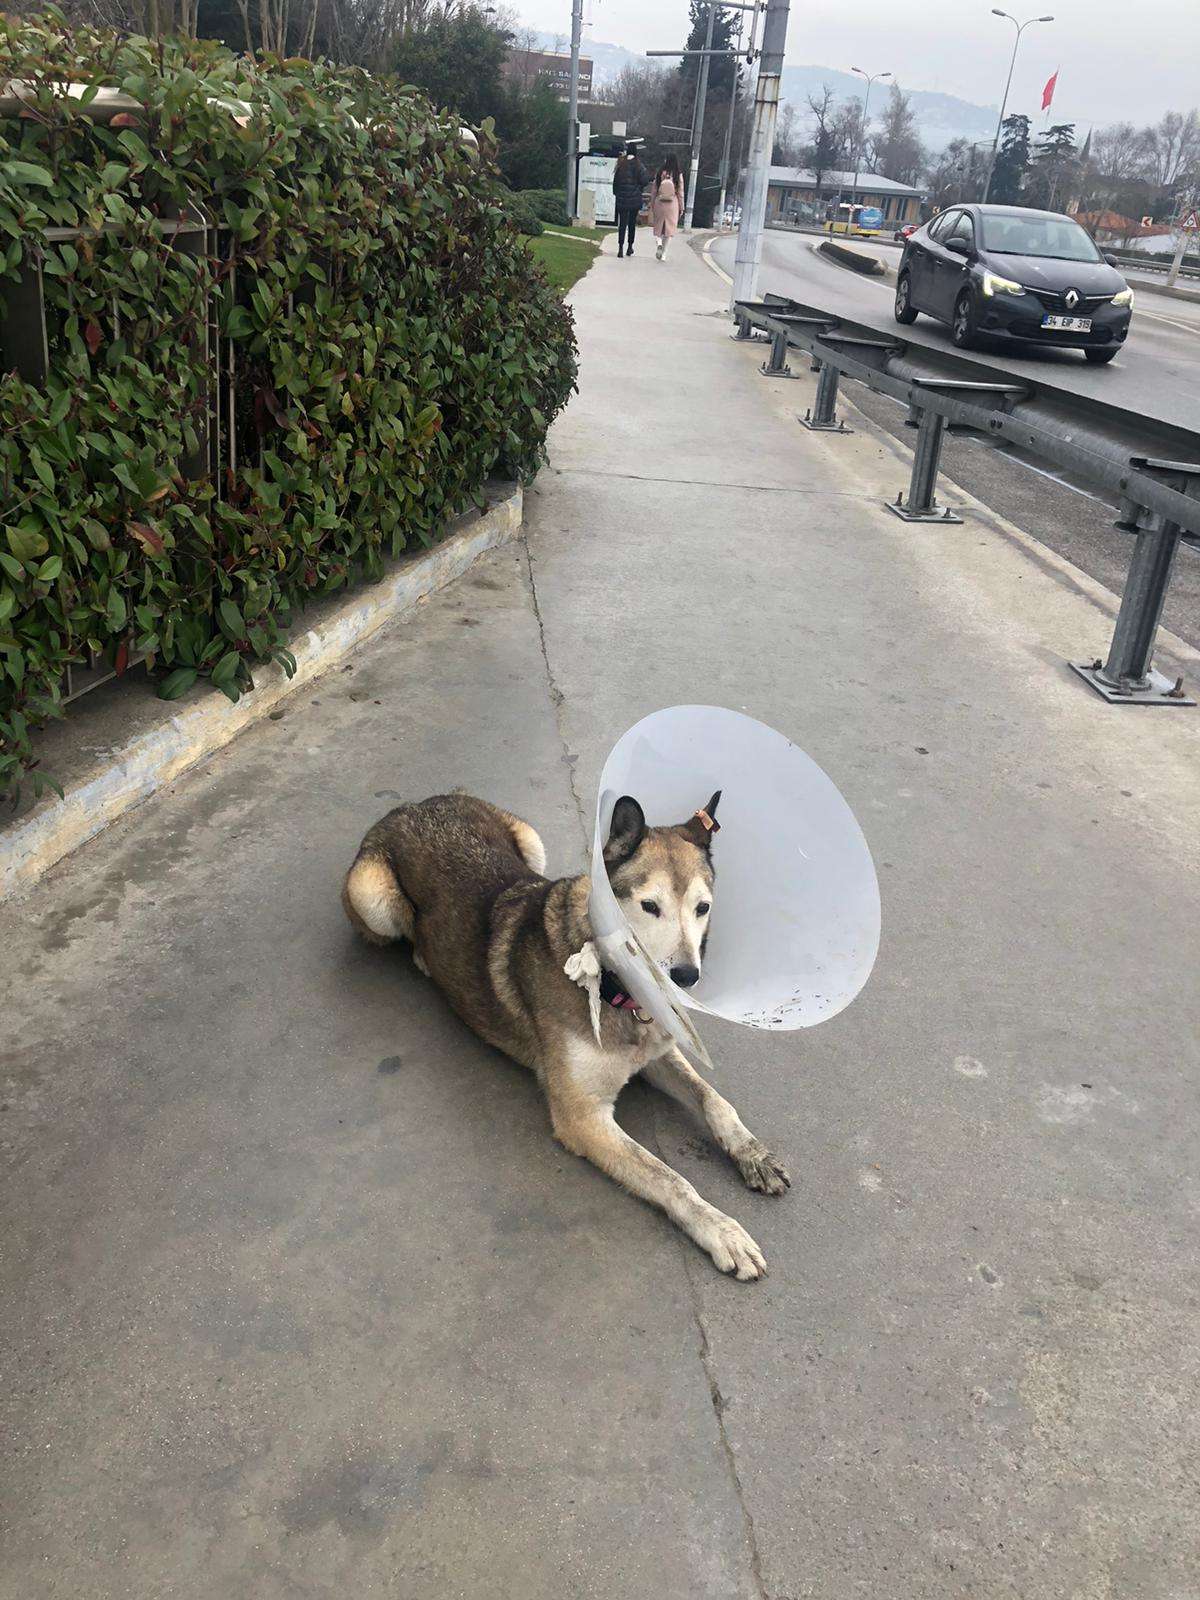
[504,48,593,102]
[766,168,924,227]
[1074,209,1174,251]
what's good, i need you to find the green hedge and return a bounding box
[0,14,577,798]
[519,189,569,226]
[501,190,544,236]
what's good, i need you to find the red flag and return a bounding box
[1041,69,1058,112]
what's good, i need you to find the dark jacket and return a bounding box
[613,157,649,211]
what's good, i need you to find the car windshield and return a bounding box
[980,213,1102,262]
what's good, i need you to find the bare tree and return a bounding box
[870,84,924,185]
[803,84,840,201]
[772,101,803,166]
[1139,109,1200,186]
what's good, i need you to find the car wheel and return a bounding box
[1084,347,1118,364]
[894,274,918,325]
[951,291,977,349]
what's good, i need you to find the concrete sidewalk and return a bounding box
[3,235,1199,1599]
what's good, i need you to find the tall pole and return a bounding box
[717,3,755,226]
[981,11,1053,204]
[565,0,584,220]
[731,0,790,306]
[683,4,718,229]
[850,67,890,214]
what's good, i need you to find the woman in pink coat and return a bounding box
[650,155,685,260]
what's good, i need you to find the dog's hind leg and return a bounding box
[342,853,416,947]
[547,1078,767,1280]
[643,1047,791,1197]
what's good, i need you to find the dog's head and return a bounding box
[603,792,720,989]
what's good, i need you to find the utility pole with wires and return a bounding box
[649,3,757,229]
[717,3,759,227]
[682,5,717,229]
[731,0,790,305]
[565,0,584,220]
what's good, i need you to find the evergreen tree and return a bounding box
[989,113,1031,203]
[1027,123,1078,209]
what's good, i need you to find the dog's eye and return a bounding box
[695,902,711,917]
[640,899,661,917]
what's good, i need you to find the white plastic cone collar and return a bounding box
[588,706,881,1044]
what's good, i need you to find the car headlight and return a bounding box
[981,272,1025,297]
[1111,287,1134,307]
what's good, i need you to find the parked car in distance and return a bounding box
[893,204,1134,363]
[893,222,917,243]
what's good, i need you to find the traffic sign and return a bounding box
[1180,209,1199,232]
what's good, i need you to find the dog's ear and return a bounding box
[603,795,647,867]
[677,789,722,852]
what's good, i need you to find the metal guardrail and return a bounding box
[1107,252,1200,281]
[733,293,1198,706]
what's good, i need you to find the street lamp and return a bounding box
[850,67,890,215]
[981,10,1053,203]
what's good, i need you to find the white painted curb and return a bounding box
[1,484,523,899]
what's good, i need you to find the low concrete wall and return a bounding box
[817,238,887,276]
[0,483,523,899]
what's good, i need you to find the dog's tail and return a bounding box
[342,847,416,947]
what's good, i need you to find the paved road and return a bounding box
[711,229,1200,432]
[710,229,1200,650]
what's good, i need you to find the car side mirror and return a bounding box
[1103,252,1119,267]
[945,237,971,257]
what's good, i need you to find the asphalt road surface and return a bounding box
[712,229,1200,430]
[709,230,1200,649]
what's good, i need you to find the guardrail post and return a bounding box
[759,327,798,379]
[1070,501,1195,705]
[732,310,753,340]
[886,406,962,522]
[800,360,851,433]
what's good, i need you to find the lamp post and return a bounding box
[849,67,889,214]
[683,3,718,229]
[981,9,1053,203]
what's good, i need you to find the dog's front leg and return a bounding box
[548,1087,766,1280]
[643,1047,791,1196]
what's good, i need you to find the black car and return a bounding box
[894,204,1134,363]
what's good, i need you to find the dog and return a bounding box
[343,791,790,1279]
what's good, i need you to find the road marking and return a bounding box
[1135,307,1200,335]
[702,236,733,286]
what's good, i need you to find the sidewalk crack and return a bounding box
[697,1311,770,1600]
[554,465,884,498]
[649,1109,771,1599]
[519,531,589,851]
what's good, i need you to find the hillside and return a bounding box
[528,30,998,152]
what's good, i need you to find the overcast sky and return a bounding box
[514,0,1190,131]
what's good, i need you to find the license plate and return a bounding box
[1042,314,1092,331]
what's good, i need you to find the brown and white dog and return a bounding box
[343,792,789,1278]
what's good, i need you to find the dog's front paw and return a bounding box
[733,1138,791,1196]
[692,1208,766,1281]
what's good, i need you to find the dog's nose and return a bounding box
[670,964,700,989]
